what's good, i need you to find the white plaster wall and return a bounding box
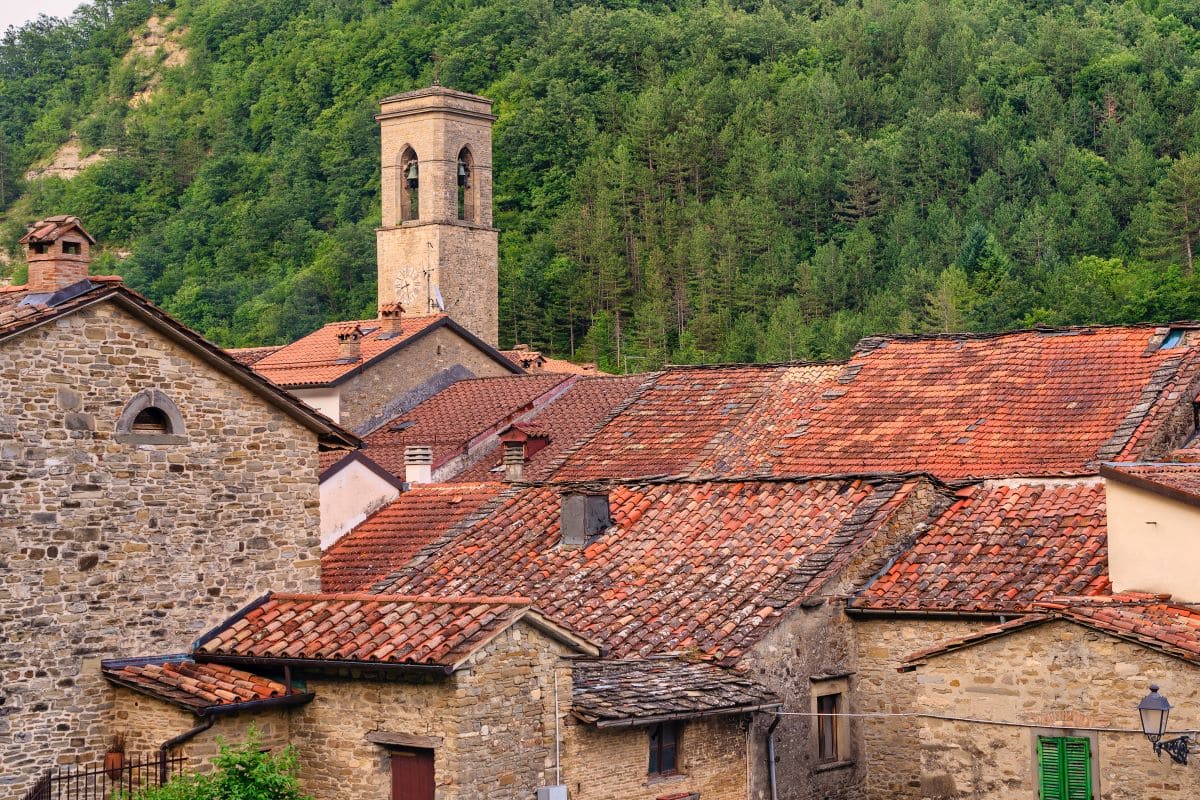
[291,386,342,423]
[1106,478,1200,602]
[319,460,401,549]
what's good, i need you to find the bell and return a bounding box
[457,161,469,187]
[405,161,419,188]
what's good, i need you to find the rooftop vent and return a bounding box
[560,490,611,549]
[405,444,433,485]
[502,440,525,482]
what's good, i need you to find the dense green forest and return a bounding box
[4,0,1200,368]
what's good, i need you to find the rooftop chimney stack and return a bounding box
[405,445,433,484]
[336,325,363,362]
[502,440,525,482]
[378,302,405,336]
[20,215,96,293]
[560,490,611,549]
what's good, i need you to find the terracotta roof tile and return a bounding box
[0,277,122,336]
[195,593,591,670]
[226,345,284,367]
[356,374,572,474]
[722,327,1200,480]
[251,314,448,387]
[452,375,646,483]
[322,483,506,592]
[550,326,1200,482]
[374,477,921,662]
[102,656,308,712]
[552,365,836,481]
[1101,462,1200,507]
[853,480,1110,613]
[572,658,780,726]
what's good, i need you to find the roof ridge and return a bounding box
[269,592,530,605]
[854,320,1200,352]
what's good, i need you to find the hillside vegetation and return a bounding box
[4,0,1200,367]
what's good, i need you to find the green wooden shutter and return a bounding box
[1063,738,1091,800]
[1037,737,1092,800]
[1038,738,1065,800]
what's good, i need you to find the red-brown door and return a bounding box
[391,749,435,800]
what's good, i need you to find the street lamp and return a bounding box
[1138,684,1194,765]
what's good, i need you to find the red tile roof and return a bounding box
[572,658,780,726]
[452,375,646,483]
[720,326,1200,480]
[102,656,309,713]
[357,374,573,475]
[905,596,1200,667]
[251,314,448,387]
[0,276,123,335]
[550,326,1200,482]
[321,483,506,592]
[852,480,1110,614]
[375,477,922,662]
[195,593,598,671]
[1101,462,1200,507]
[500,347,605,375]
[552,364,838,481]
[226,345,284,367]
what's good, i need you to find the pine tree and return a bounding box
[1142,153,1200,274]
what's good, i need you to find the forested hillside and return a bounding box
[4,0,1200,368]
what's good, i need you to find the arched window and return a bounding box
[131,407,171,434]
[116,389,187,444]
[457,147,475,222]
[399,147,419,223]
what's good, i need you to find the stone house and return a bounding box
[0,216,357,796]
[103,593,784,800]
[898,599,1200,800]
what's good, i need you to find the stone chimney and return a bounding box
[336,324,363,362]
[405,445,433,484]
[20,215,96,293]
[560,490,611,549]
[378,302,404,336]
[502,440,525,482]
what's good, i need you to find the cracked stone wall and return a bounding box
[0,300,322,797]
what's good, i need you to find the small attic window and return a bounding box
[62,241,81,255]
[1161,329,1186,350]
[115,389,187,444]
[31,242,48,254]
[131,407,171,434]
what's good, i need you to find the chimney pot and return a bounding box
[378,302,404,336]
[560,491,611,549]
[336,325,363,362]
[502,440,525,482]
[405,444,433,484]
[21,216,96,293]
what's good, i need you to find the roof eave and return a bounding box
[579,701,782,729]
[193,653,456,675]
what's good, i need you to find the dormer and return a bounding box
[20,215,96,293]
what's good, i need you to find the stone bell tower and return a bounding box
[376,85,498,346]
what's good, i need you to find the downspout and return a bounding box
[158,716,213,783]
[766,713,781,800]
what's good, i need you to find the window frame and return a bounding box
[115,389,187,445]
[810,676,852,768]
[647,720,682,778]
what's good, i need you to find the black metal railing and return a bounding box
[19,754,185,800]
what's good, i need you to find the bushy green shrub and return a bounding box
[137,729,311,800]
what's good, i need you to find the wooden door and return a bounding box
[391,749,435,800]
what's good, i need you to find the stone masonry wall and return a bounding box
[853,617,987,800]
[338,324,512,432]
[0,300,322,796]
[906,620,1200,800]
[562,716,748,800]
[739,479,946,800]
[110,685,292,770]
[288,623,572,800]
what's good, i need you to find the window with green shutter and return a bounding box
[1037,736,1092,800]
